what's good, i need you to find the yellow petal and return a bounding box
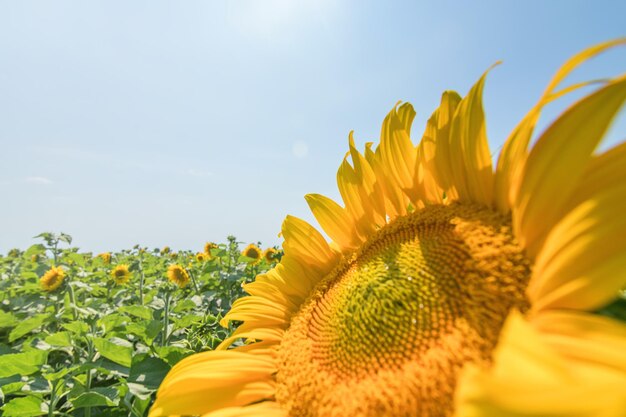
[449,65,497,205]
[242,280,300,311]
[495,38,626,213]
[281,215,338,270]
[348,134,387,225]
[568,141,626,209]
[379,102,418,199]
[455,311,626,417]
[151,352,276,417]
[364,142,409,219]
[305,193,361,251]
[432,91,462,201]
[218,325,285,350]
[513,75,626,259]
[220,296,292,328]
[415,110,444,204]
[201,401,286,417]
[337,156,369,230]
[528,183,626,312]
[531,310,626,371]
[396,100,417,135]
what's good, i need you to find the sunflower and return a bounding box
[161,246,171,255]
[204,242,218,255]
[150,41,626,417]
[167,264,190,288]
[242,243,262,264]
[111,264,131,285]
[196,252,209,262]
[263,247,278,263]
[98,252,112,264]
[40,266,66,292]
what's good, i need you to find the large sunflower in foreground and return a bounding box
[150,41,626,417]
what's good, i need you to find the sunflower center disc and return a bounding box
[276,203,532,417]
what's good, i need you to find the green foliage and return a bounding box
[0,233,281,416]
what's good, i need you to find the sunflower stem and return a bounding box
[67,280,78,320]
[84,367,92,417]
[188,268,200,295]
[162,290,171,347]
[138,258,145,306]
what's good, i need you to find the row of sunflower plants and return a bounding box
[0,233,280,417]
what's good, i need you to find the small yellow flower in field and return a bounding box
[195,252,209,262]
[263,247,277,263]
[40,266,65,292]
[204,242,217,255]
[111,264,131,285]
[161,246,171,255]
[241,244,262,264]
[167,264,190,288]
[98,252,111,264]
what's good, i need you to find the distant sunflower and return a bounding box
[263,247,278,263]
[111,264,131,285]
[242,243,262,264]
[196,252,209,262]
[151,41,626,417]
[98,252,112,264]
[204,242,218,255]
[161,246,171,255]
[167,264,190,288]
[40,266,65,292]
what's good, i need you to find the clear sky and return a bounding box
[1,1,625,254]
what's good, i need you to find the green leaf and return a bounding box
[127,320,161,346]
[62,321,89,334]
[0,350,48,378]
[44,331,72,347]
[65,252,85,267]
[98,313,128,333]
[92,337,132,368]
[171,299,197,313]
[128,355,171,390]
[42,367,72,382]
[0,374,21,388]
[0,396,46,416]
[173,314,203,330]
[58,233,73,245]
[24,244,46,257]
[71,387,119,408]
[126,382,153,400]
[155,346,192,367]
[9,314,49,342]
[0,311,17,329]
[129,395,152,416]
[119,305,153,320]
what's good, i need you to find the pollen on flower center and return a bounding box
[276,203,532,417]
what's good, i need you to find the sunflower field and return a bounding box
[0,232,279,417]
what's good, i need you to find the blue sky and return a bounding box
[1,1,625,253]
